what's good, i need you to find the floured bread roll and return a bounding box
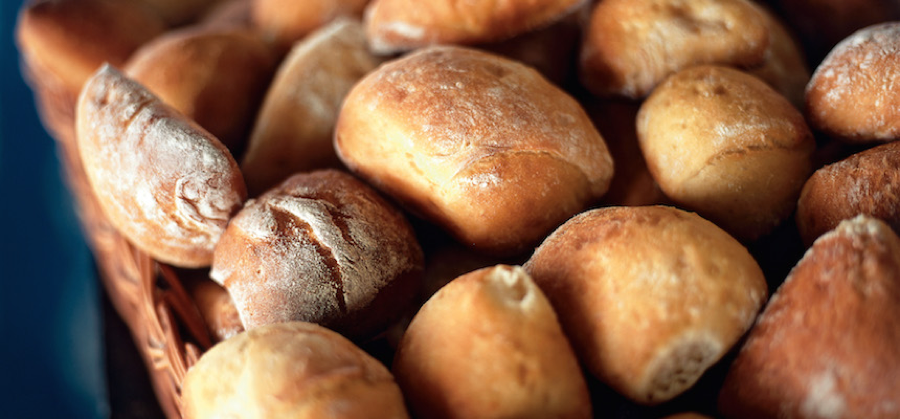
[393,265,592,419]
[251,0,369,50]
[718,215,900,419]
[335,46,614,256]
[524,206,767,405]
[806,22,900,144]
[364,0,588,54]
[76,65,246,268]
[125,27,276,154]
[182,321,410,419]
[579,0,769,99]
[210,170,423,340]
[637,65,815,241]
[242,18,381,196]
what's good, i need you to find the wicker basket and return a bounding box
[23,58,206,419]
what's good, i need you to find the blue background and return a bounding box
[0,1,107,417]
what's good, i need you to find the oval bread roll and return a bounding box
[210,170,423,340]
[524,206,768,405]
[637,65,815,241]
[182,321,410,419]
[579,0,769,99]
[806,22,900,144]
[718,215,900,419]
[393,265,592,419]
[335,45,614,256]
[76,65,247,268]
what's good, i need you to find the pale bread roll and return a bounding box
[579,0,769,99]
[335,46,614,256]
[364,0,588,55]
[125,27,276,153]
[393,265,592,419]
[806,22,900,144]
[242,18,382,196]
[524,206,768,405]
[182,321,409,419]
[718,215,900,419]
[210,170,423,340]
[76,65,246,268]
[637,65,815,241]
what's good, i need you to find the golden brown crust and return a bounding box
[210,169,424,341]
[806,22,900,144]
[393,265,592,419]
[579,0,769,99]
[190,278,245,343]
[637,65,815,241]
[719,215,900,419]
[241,18,382,196]
[182,321,410,419]
[76,65,247,268]
[335,46,613,256]
[524,206,767,405]
[364,0,588,54]
[124,27,277,154]
[251,0,369,50]
[796,140,900,246]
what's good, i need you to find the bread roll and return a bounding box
[124,27,276,154]
[364,0,586,55]
[190,278,245,342]
[241,18,381,196]
[76,65,246,268]
[806,22,900,144]
[637,65,815,241]
[210,170,423,340]
[130,0,224,26]
[251,0,369,50]
[718,215,900,419]
[393,265,592,419]
[335,46,614,256]
[745,4,810,110]
[199,0,253,30]
[182,321,409,419]
[796,140,900,246]
[579,0,769,99]
[524,206,767,405]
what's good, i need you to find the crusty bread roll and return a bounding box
[745,4,810,110]
[182,321,410,419]
[364,0,587,55]
[579,0,769,99]
[15,0,166,101]
[718,215,900,419]
[806,22,900,144]
[524,206,768,405]
[210,169,423,341]
[796,140,900,246]
[124,27,276,154]
[241,18,381,196]
[637,65,815,241]
[190,278,245,343]
[335,45,614,256]
[393,265,592,419]
[76,65,246,268]
[251,0,369,50]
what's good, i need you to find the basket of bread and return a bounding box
[14,0,900,417]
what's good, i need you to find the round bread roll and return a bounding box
[579,0,769,99]
[251,0,369,50]
[335,45,614,256]
[15,0,166,101]
[364,0,587,55]
[745,4,810,110]
[796,140,900,246]
[523,206,768,405]
[806,22,900,144]
[718,215,900,419]
[393,265,592,419]
[124,27,276,154]
[242,18,382,196]
[637,65,815,241]
[210,169,424,340]
[76,65,247,268]
[182,321,409,419]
